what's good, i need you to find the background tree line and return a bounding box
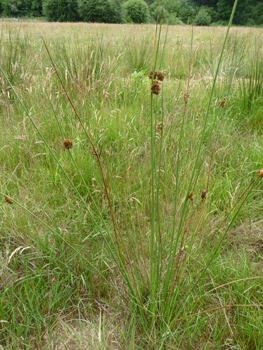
[0,0,262,26]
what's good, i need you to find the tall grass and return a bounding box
[1,10,263,350]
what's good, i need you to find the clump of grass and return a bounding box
[1,7,263,349]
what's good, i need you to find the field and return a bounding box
[0,21,263,349]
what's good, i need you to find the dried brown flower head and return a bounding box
[63,139,73,149]
[149,68,158,80]
[201,190,207,199]
[106,151,111,156]
[156,122,164,132]
[219,99,226,108]
[257,168,263,178]
[5,196,13,204]
[157,71,165,81]
[187,191,194,201]
[184,93,191,103]
[151,80,161,95]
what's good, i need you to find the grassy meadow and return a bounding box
[0,21,263,349]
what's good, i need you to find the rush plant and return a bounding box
[1,0,263,348]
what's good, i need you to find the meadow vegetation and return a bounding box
[0,20,263,349]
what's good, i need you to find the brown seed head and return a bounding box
[184,93,191,103]
[5,196,13,204]
[257,168,263,178]
[187,191,194,201]
[157,71,165,81]
[63,139,73,149]
[106,151,111,156]
[151,80,161,95]
[201,190,207,199]
[149,69,158,80]
[219,99,226,108]
[156,122,164,132]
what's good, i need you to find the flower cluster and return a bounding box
[63,139,73,149]
[257,168,263,178]
[151,80,161,95]
[156,122,164,132]
[5,196,13,204]
[149,69,165,95]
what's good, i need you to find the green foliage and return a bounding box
[152,5,170,23]
[193,0,217,7]
[3,0,32,17]
[130,69,148,94]
[148,0,195,24]
[162,0,182,13]
[217,0,249,25]
[78,0,106,22]
[78,0,124,23]
[149,2,168,22]
[170,0,195,23]
[124,0,149,23]
[124,13,133,22]
[168,12,184,25]
[43,0,80,21]
[109,0,124,23]
[249,2,263,25]
[0,0,43,16]
[31,0,42,16]
[204,6,217,22]
[194,7,211,25]
[0,0,262,26]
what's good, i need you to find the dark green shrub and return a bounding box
[108,0,124,23]
[78,0,123,23]
[124,0,149,24]
[217,0,248,25]
[193,0,217,6]
[152,5,169,23]
[177,0,195,23]
[0,0,42,16]
[204,6,217,22]
[3,0,32,17]
[250,3,263,25]
[162,0,181,13]
[149,2,169,23]
[194,7,211,26]
[43,0,80,21]
[148,0,194,24]
[162,0,194,23]
[125,14,134,23]
[168,13,184,25]
[31,0,42,16]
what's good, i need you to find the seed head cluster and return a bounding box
[156,122,164,132]
[5,196,13,204]
[187,191,194,201]
[184,93,191,103]
[149,69,157,80]
[201,190,207,199]
[257,168,263,178]
[149,69,165,95]
[219,99,226,108]
[63,139,73,149]
[151,80,161,95]
[157,71,165,81]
